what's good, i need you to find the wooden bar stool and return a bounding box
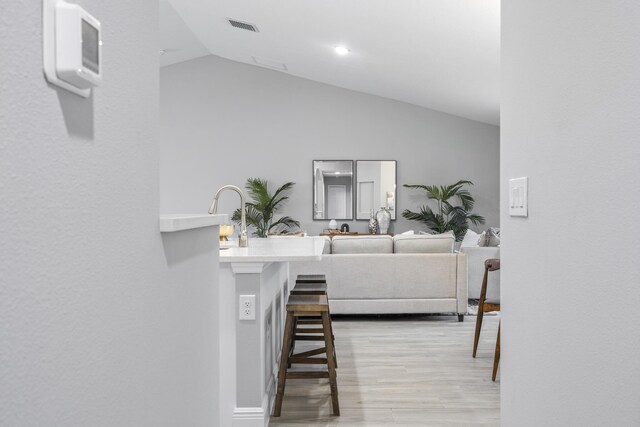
[473,258,501,381]
[290,283,327,325]
[296,274,327,284]
[291,281,328,296]
[292,279,328,325]
[290,279,336,367]
[273,294,340,417]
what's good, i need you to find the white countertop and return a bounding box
[159,214,228,232]
[219,236,325,263]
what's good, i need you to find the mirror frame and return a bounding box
[312,160,355,221]
[355,160,398,221]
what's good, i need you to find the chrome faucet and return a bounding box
[209,185,248,247]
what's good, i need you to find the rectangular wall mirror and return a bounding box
[313,160,354,220]
[355,160,397,220]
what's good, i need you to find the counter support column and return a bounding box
[218,237,324,427]
[221,262,290,427]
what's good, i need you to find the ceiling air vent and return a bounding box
[228,19,259,32]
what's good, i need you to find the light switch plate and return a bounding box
[509,177,528,217]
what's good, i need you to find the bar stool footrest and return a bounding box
[289,357,328,364]
[297,319,323,324]
[292,347,327,358]
[295,327,324,334]
[286,371,330,379]
[294,335,326,341]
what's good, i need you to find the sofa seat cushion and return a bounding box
[393,234,454,253]
[331,235,393,254]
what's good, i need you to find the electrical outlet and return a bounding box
[239,295,256,320]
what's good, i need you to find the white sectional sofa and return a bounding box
[460,246,500,300]
[289,234,468,320]
[459,230,500,300]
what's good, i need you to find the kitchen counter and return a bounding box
[219,236,325,263]
[159,213,228,232]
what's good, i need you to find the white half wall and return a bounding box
[160,55,499,236]
[501,1,640,425]
[0,2,220,425]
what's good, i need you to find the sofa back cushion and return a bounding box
[393,233,454,253]
[331,235,393,254]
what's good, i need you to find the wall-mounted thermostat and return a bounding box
[43,0,102,97]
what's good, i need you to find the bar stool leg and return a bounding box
[288,316,298,368]
[492,321,500,381]
[473,267,488,358]
[327,303,337,369]
[274,312,295,417]
[473,307,484,358]
[321,311,340,416]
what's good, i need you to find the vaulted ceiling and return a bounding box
[160,0,500,125]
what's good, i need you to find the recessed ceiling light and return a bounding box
[334,46,350,56]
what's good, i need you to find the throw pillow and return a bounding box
[461,229,479,247]
[478,228,500,247]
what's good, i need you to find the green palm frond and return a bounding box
[426,185,442,200]
[456,189,475,211]
[402,206,448,234]
[269,216,301,233]
[402,180,485,241]
[401,207,438,227]
[403,184,441,200]
[446,206,470,227]
[246,178,272,209]
[402,184,431,192]
[270,194,291,213]
[271,182,295,205]
[439,185,452,200]
[466,213,486,227]
[232,204,264,228]
[232,178,300,237]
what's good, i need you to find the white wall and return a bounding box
[0,2,220,425]
[501,1,640,425]
[160,55,500,236]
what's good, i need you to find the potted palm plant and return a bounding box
[402,180,485,241]
[231,178,300,238]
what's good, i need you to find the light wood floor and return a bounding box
[270,314,500,426]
